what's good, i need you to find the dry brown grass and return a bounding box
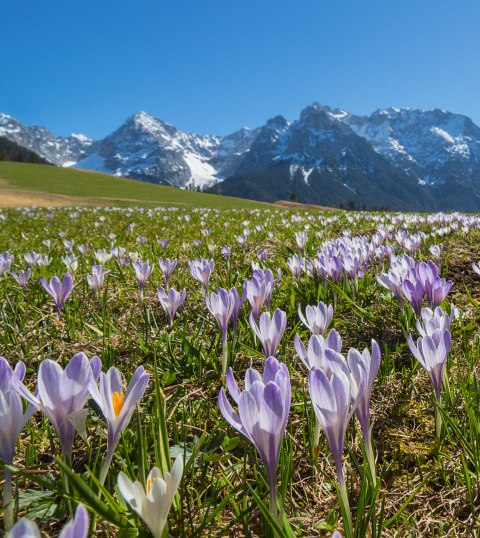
[274,200,340,211]
[0,178,97,207]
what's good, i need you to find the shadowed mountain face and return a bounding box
[2,103,480,210]
[0,136,51,165]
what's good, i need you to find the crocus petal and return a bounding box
[7,518,41,538]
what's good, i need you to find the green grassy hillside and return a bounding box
[0,162,269,209]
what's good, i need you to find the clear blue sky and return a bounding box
[2,0,479,139]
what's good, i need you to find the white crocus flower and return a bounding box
[95,249,113,264]
[62,254,78,273]
[118,456,183,538]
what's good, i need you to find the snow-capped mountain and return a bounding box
[2,103,480,210]
[75,111,259,189]
[0,113,93,166]
[343,107,480,188]
[217,103,434,210]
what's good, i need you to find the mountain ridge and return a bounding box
[2,104,480,210]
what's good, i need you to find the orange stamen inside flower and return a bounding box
[112,391,124,416]
[147,477,156,492]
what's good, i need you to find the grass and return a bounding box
[0,205,479,537]
[0,162,270,209]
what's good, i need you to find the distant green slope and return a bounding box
[0,162,269,209]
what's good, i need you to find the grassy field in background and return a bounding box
[0,162,270,209]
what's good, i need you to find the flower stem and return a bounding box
[3,468,14,530]
[269,482,280,526]
[222,337,229,377]
[63,452,73,516]
[338,478,353,538]
[313,417,321,448]
[365,432,377,487]
[435,400,442,440]
[99,444,115,487]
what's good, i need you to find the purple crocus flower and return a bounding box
[298,302,334,335]
[206,288,236,375]
[229,286,247,337]
[218,357,291,519]
[0,357,27,392]
[408,328,452,438]
[428,277,453,310]
[429,244,442,261]
[157,286,186,326]
[24,251,41,267]
[294,331,344,372]
[376,268,405,305]
[348,341,381,484]
[188,258,214,292]
[0,359,34,465]
[63,239,75,251]
[111,246,127,259]
[308,361,366,534]
[59,504,90,538]
[0,390,30,529]
[257,250,268,262]
[7,505,89,538]
[78,244,89,256]
[315,255,344,283]
[13,353,101,461]
[415,260,452,309]
[40,273,74,318]
[252,268,281,309]
[286,254,305,279]
[132,261,154,299]
[416,306,454,337]
[0,358,36,530]
[236,231,249,248]
[249,309,287,358]
[294,331,344,447]
[221,245,232,261]
[87,264,108,295]
[244,277,270,320]
[0,251,14,276]
[343,254,364,279]
[402,278,425,316]
[6,519,41,538]
[206,288,235,342]
[295,230,308,252]
[159,239,170,250]
[158,257,178,288]
[221,245,232,260]
[89,366,149,485]
[11,268,32,289]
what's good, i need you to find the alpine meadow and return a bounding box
[0,204,479,537]
[2,0,480,536]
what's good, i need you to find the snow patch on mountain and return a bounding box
[74,153,111,174]
[184,152,220,188]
